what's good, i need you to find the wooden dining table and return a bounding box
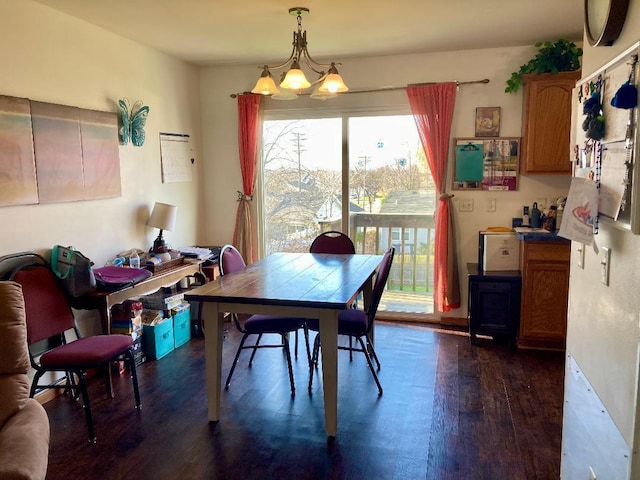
[184,251,383,437]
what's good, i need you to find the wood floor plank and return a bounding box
[42,322,564,479]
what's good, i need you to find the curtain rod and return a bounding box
[229,78,490,98]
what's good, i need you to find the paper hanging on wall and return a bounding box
[598,141,627,219]
[160,133,193,183]
[558,177,599,245]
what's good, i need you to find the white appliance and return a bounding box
[478,232,520,272]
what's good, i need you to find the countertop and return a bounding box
[514,227,570,243]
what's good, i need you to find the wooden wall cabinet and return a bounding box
[520,71,581,175]
[518,241,570,350]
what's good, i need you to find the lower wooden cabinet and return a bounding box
[518,240,570,350]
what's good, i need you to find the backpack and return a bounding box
[51,245,97,297]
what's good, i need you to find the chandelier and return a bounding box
[251,7,349,100]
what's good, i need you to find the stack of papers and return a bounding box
[178,246,213,259]
[514,227,550,233]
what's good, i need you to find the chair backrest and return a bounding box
[0,251,47,280]
[10,263,76,345]
[310,231,355,254]
[218,244,246,276]
[366,247,395,327]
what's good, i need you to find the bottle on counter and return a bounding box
[129,249,140,269]
[522,206,530,226]
[543,205,557,231]
[530,202,541,228]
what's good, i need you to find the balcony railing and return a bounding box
[347,213,435,314]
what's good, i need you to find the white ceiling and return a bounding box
[33,0,584,67]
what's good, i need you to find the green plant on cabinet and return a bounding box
[505,39,583,93]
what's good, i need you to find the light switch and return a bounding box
[577,244,585,269]
[487,198,496,212]
[600,247,611,286]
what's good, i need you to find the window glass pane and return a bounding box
[262,118,342,255]
[348,116,435,314]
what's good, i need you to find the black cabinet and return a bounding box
[467,263,521,346]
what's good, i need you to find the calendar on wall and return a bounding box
[159,132,194,183]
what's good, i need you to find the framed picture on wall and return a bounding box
[475,107,501,137]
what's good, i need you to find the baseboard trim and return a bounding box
[35,386,63,405]
[441,316,468,327]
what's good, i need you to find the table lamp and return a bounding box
[147,202,177,253]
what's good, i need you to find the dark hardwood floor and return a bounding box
[42,321,565,479]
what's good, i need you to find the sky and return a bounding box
[263,115,421,171]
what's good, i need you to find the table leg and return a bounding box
[318,309,339,437]
[203,302,224,421]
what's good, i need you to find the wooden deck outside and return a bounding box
[380,289,434,315]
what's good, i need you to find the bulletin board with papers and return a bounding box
[573,42,640,234]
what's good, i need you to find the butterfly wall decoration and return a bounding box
[118,98,149,146]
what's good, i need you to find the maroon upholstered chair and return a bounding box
[219,244,310,396]
[310,230,359,310]
[10,260,141,443]
[309,231,356,254]
[307,247,395,396]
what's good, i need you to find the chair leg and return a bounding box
[303,324,311,367]
[76,371,97,443]
[248,333,263,366]
[366,334,381,370]
[65,371,81,400]
[104,363,114,398]
[226,334,249,389]
[29,371,45,398]
[308,334,321,395]
[282,335,295,396]
[125,349,142,409]
[314,334,321,369]
[357,337,383,396]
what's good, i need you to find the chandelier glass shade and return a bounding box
[251,7,348,99]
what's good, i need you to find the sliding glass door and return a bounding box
[260,113,435,316]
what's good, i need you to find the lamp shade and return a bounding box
[251,66,280,96]
[280,61,311,90]
[318,65,349,93]
[252,75,280,95]
[148,202,177,231]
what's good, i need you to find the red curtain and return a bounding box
[233,94,261,264]
[406,83,460,312]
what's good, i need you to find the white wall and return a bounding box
[200,45,572,319]
[0,1,204,267]
[561,2,640,478]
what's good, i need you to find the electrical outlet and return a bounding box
[459,199,474,212]
[577,244,585,269]
[487,198,496,212]
[600,247,611,286]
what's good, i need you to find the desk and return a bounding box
[185,252,382,437]
[72,260,203,334]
